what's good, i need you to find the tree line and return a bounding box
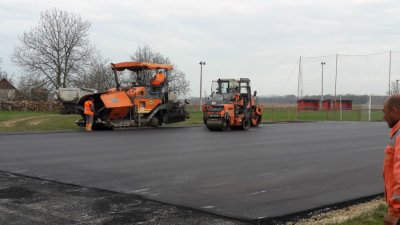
[3,8,190,98]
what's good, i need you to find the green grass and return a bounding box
[263,109,384,122]
[0,111,55,122]
[328,203,386,225]
[0,111,81,132]
[0,108,384,132]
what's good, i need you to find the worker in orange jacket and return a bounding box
[84,98,95,132]
[151,71,166,86]
[383,94,400,225]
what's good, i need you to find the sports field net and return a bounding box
[299,51,400,98]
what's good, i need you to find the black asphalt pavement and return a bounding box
[0,122,389,220]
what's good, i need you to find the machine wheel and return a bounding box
[206,118,230,131]
[240,118,251,130]
[92,123,113,130]
[151,117,161,127]
[251,114,262,127]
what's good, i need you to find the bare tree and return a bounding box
[12,8,94,90]
[390,80,400,95]
[74,54,115,92]
[17,73,47,97]
[0,58,10,81]
[130,45,190,96]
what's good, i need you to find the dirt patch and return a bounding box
[0,115,57,127]
[29,118,50,126]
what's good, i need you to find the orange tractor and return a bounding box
[202,78,262,131]
[76,61,189,129]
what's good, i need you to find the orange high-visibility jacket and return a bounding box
[151,73,166,86]
[84,100,94,115]
[384,120,400,217]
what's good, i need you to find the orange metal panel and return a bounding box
[127,87,145,97]
[111,62,173,71]
[108,107,129,120]
[101,91,133,108]
[133,98,161,113]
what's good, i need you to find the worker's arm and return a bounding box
[384,213,399,225]
[391,135,400,217]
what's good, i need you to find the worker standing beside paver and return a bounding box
[383,94,400,225]
[84,98,95,132]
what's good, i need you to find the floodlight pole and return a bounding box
[199,61,206,111]
[321,62,326,110]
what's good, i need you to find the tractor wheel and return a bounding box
[151,117,161,127]
[251,114,262,127]
[206,118,230,131]
[240,118,251,130]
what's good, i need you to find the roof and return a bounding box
[111,62,173,72]
[0,78,17,90]
[297,99,320,102]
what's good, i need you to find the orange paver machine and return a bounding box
[76,61,189,129]
[202,78,262,131]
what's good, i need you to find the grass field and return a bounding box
[0,108,384,132]
[326,203,386,225]
[0,111,81,132]
[264,108,384,122]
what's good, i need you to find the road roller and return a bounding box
[202,78,263,131]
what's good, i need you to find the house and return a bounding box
[296,99,320,111]
[31,87,49,100]
[0,78,23,100]
[322,100,332,110]
[333,100,353,110]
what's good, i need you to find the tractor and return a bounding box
[75,61,189,130]
[202,78,262,131]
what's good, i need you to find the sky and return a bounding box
[1,0,400,97]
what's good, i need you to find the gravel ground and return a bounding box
[0,170,384,225]
[0,171,249,225]
[283,197,384,225]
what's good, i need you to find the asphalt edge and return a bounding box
[0,170,251,224]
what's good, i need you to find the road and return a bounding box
[0,122,388,220]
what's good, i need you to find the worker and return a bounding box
[84,97,95,132]
[383,94,400,225]
[151,71,166,86]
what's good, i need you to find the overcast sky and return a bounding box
[1,0,400,97]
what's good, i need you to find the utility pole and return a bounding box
[389,50,392,95]
[199,61,206,111]
[321,61,326,110]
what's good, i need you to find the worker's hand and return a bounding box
[384,213,399,225]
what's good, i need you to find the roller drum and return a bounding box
[206,119,224,131]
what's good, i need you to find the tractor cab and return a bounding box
[209,78,252,105]
[203,77,262,131]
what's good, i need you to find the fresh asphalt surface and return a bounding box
[0,122,389,220]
